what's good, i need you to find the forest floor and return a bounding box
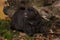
[0,19,60,40]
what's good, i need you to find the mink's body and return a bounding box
[11,7,51,36]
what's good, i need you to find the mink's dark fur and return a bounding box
[10,7,51,36]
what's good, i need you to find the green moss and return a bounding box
[0,19,12,40]
[3,31,12,40]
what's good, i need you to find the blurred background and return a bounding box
[0,0,60,40]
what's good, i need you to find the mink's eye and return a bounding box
[19,7,25,10]
[21,1,25,4]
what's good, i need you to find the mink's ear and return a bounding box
[3,6,17,18]
[3,6,10,15]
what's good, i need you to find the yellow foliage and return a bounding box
[0,0,7,19]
